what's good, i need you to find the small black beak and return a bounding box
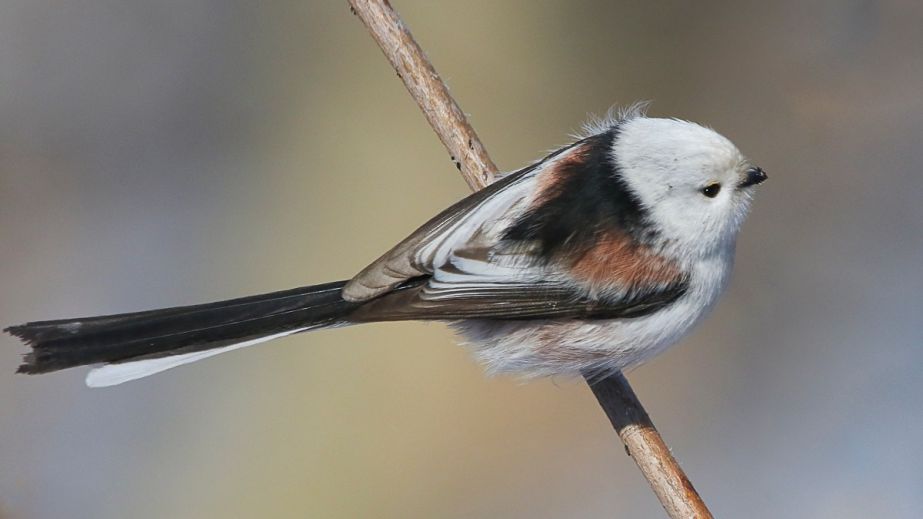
[739,166,767,188]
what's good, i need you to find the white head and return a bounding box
[612,116,765,258]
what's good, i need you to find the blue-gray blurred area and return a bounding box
[1,1,921,517]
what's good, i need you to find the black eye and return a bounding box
[701,183,721,198]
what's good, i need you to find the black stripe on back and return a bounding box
[501,127,653,261]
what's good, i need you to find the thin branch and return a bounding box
[348,0,498,190]
[346,1,712,517]
[585,372,712,518]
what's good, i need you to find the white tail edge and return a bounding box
[85,328,308,388]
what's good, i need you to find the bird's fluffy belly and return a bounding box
[450,272,723,377]
[451,308,692,377]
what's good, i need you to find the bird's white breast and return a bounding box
[452,248,734,377]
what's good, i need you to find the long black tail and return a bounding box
[7,280,360,376]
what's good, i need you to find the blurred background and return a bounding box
[1,1,921,517]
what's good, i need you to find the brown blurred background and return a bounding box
[1,1,921,517]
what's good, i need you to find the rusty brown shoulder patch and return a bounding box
[569,231,683,289]
[529,142,593,208]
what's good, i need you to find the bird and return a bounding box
[6,106,767,387]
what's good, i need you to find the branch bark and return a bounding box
[346,1,713,517]
[347,0,498,189]
[585,372,712,518]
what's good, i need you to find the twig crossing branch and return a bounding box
[346,1,713,517]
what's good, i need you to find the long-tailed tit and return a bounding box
[7,107,766,387]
